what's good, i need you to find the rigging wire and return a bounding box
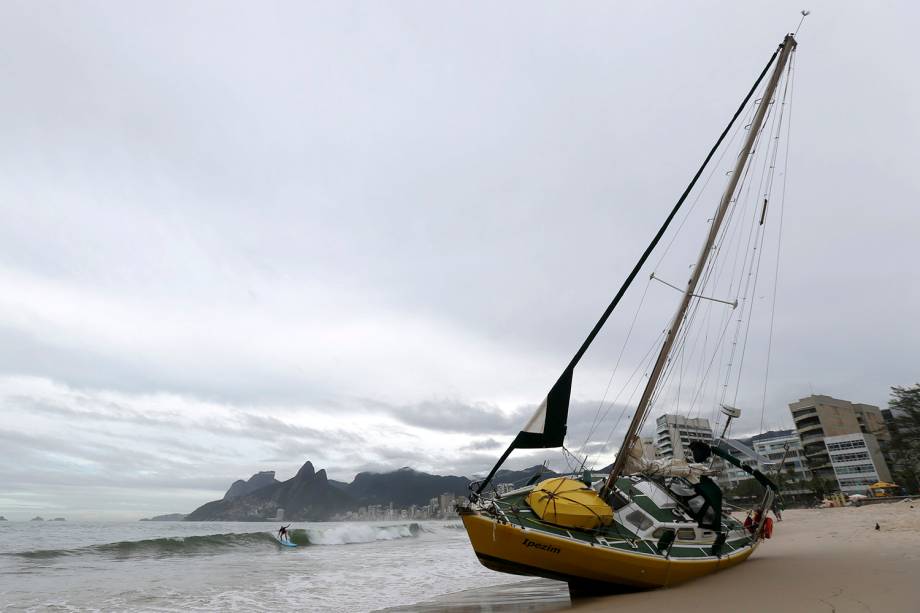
[577,279,652,459]
[578,68,768,462]
[590,328,669,468]
[642,55,787,441]
[723,55,795,431]
[651,110,753,272]
[653,96,765,422]
[715,96,778,409]
[794,11,810,37]
[721,95,783,408]
[658,91,769,428]
[730,72,792,410]
[574,40,798,469]
[708,78,786,434]
[759,50,797,432]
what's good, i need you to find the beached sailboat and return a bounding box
[460,32,799,592]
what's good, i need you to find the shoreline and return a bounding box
[378,578,570,612]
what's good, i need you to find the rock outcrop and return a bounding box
[222,471,279,500]
[186,461,353,521]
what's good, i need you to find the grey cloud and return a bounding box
[461,438,504,451]
[2,2,919,517]
[374,398,526,434]
[17,390,357,448]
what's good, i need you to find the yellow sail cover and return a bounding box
[525,477,613,530]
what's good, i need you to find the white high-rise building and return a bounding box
[825,433,892,495]
[752,430,811,487]
[716,430,811,494]
[655,414,713,461]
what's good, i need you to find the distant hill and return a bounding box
[345,467,470,507]
[184,462,568,521]
[491,464,560,488]
[140,513,187,521]
[222,471,279,500]
[186,461,353,521]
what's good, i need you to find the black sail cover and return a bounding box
[514,369,572,449]
[474,370,571,494]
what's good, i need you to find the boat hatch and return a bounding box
[624,509,654,531]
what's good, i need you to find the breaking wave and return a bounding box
[11,532,279,559]
[296,522,420,545]
[9,523,422,559]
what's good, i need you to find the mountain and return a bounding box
[342,464,558,506]
[184,462,566,521]
[222,471,279,500]
[345,467,470,507]
[140,513,187,521]
[186,461,354,521]
[491,464,560,488]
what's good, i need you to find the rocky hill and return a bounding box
[345,467,470,507]
[186,461,353,521]
[185,462,560,521]
[222,471,279,500]
[342,464,557,506]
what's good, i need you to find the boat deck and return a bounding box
[486,477,754,560]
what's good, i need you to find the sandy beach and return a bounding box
[572,502,920,613]
[405,502,920,613]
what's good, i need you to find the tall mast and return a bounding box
[602,34,797,493]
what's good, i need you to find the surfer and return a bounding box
[277,524,292,543]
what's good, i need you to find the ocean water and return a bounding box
[0,520,561,612]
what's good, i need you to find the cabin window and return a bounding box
[625,510,653,531]
[607,489,630,510]
[676,528,697,541]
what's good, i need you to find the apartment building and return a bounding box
[788,394,891,489]
[655,414,713,461]
[752,430,810,479]
[826,433,892,494]
[716,430,811,493]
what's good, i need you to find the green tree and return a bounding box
[803,475,836,500]
[887,384,920,494]
[728,478,765,500]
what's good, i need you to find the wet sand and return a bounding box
[386,578,569,612]
[401,502,920,613]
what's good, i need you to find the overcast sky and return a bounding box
[2,1,918,519]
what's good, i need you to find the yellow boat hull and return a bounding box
[461,511,756,589]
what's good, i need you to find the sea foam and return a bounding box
[298,522,419,545]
